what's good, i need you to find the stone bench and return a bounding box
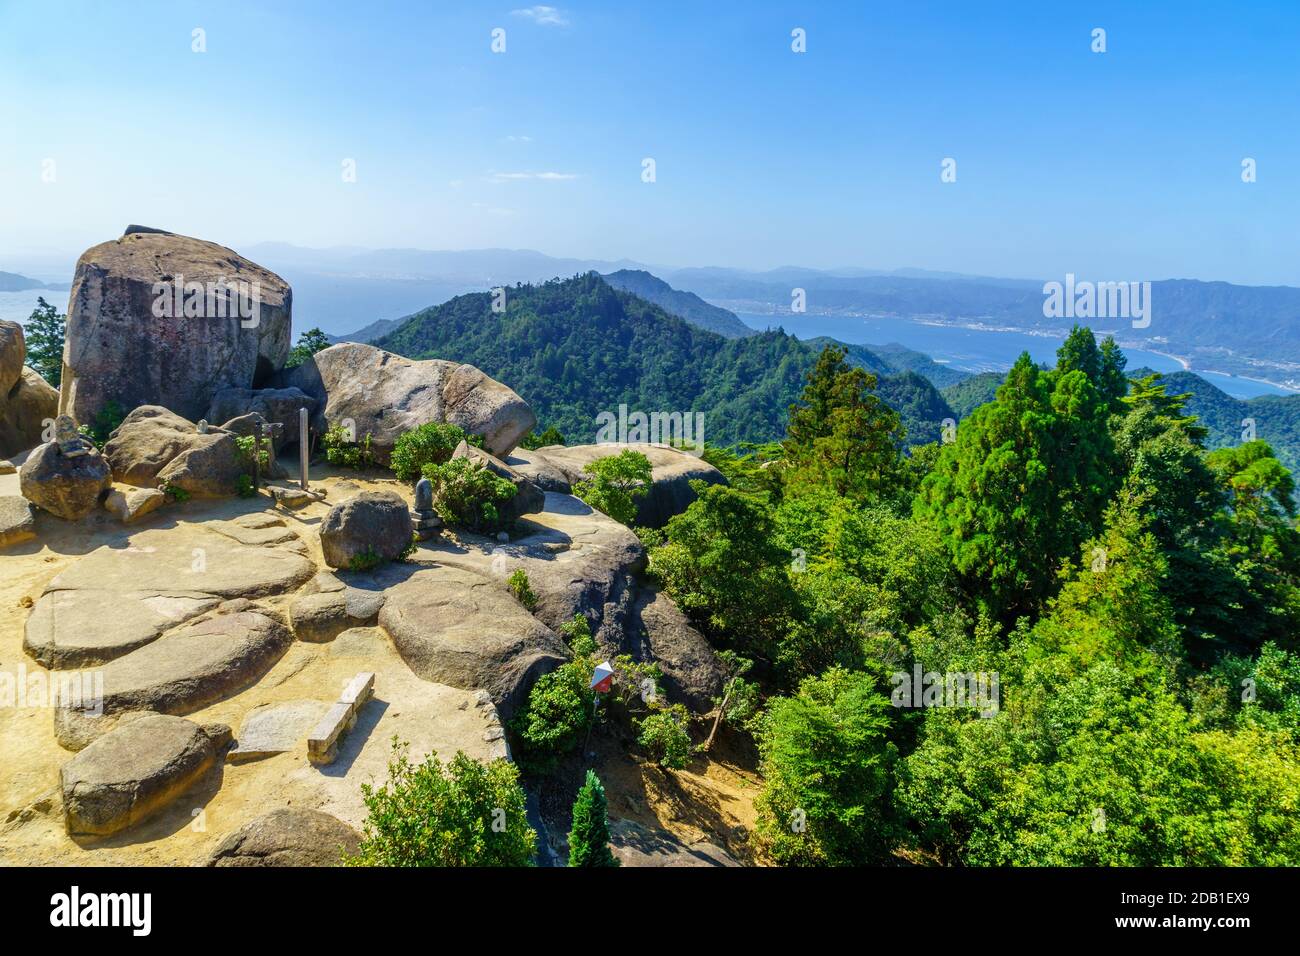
[307,671,375,765]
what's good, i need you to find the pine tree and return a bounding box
[24,296,65,387]
[568,769,618,867]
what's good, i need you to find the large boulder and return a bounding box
[18,440,112,520]
[280,342,534,462]
[203,808,361,866]
[154,430,244,498]
[516,443,726,527]
[0,319,24,394]
[60,714,231,837]
[0,366,60,458]
[206,386,316,450]
[104,405,212,486]
[318,490,412,570]
[0,495,36,550]
[451,440,544,526]
[59,226,292,424]
[379,566,568,720]
[630,585,725,712]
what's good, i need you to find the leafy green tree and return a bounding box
[636,704,693,769]
[422,456,517,532]
[510,659,594,766]
[285,327,331,368]
[754,667,899,866]
[701,650,758,751]
[24,296,65,386]
[783,344,903,502]
[573,449,652,526]
[650,481,798,659]
[568,770,619,867]
[520,425,566,450]
[349,741,535,866]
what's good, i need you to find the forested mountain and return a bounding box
[372,273,953,448]
[601,269,754,338]
[941,371,1004,418]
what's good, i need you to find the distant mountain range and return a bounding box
[0,271,69,293]
[601,270,753,338]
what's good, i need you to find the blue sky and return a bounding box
[1,0,1297,283]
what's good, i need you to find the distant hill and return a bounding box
[371,273,951,448]
[328,316,403,345]
[601,270,754,338]
[942,372,1005,419]
[0,272,66,293]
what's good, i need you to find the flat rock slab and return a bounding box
[0,494,36,549]
[289,588,386,642]
[378,566,567,720]
[43,527,314,599]
[202,807,361,866]
[608,818,741,867]
[54,610,293,750]
[228,699,330,763]
[210,521,300,547]
[24,589,221,669]
[60,714,231,837]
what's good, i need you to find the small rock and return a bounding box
[102,487,166,524]
[318,491,411,570]
[19,441,113,520]
[203,808,360,866]
[0,495,36,550]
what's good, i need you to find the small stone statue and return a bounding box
[54,415,91,458]
[196,419,209,434]
[411,477,441,541]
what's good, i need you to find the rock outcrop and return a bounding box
[60,227,292,424]
[0,367,60,458]
[203,808,361,866]
[154,429,244,498]
[451,439,545,526]
[60,714,231,837]
[378,566,568,720]
[104,405,215,487]
[18,440,113,520]
[630,585,725,711]
[318,491,412,569]
[280,342,534,461]
[512,443,725,527]
[0,319,25,394]
[0,495,36,550]
[206,386,316,450]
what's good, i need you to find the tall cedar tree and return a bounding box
[783,344,903,502]
[24,296,65,387]
[568,770,619,867]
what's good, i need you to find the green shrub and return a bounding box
[636,704,692,769]
[508,568,538,611]
[568,770,619,867]
[520,425,566,450]
[321,423,376,470]
[573,449,652,526]
[236,474,256,498]
[348,547,383,572]
[510,659,595,765]
[348,739,535,867]
[160,482,190,503]
[234,434,270,473]
[421,457,517,532]
[391,423,481,481]
[78,400,125,449]
[560,614,597,657]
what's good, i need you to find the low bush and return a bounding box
[390,423,481,481]
[421,457,517,532]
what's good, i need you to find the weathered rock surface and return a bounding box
[206,386,316,449]
[202,807,361,866]
[25,589,220,669]
[18,441,113,520]
[280,342,534,461]
[102,486,166,524]
[503,448,571,493]
[524,443,725,527]
[378,566,567,719]
[104,405,210,487]
[154,430,244,498]
[0,319,25,394]
[451,439,545,525]
[0,366,59,459]
[227,700,330,763]
[289,587,386,642]
[318,490,411,570]
[0,494,36,550]
[42,526,315,599]
[60,227,292,423]
[60,715,231,837]
[630,585,725,712]
[54,610,293,749]
[608,818,741,867]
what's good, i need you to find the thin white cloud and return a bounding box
[487,171,578,182]
[503,135,533,143]
[511,6,568,26]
